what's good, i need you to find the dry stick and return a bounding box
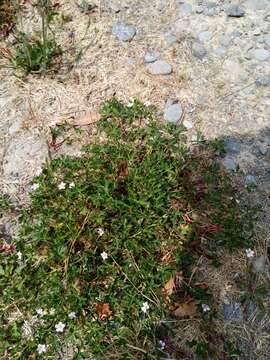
[218,81,256,102]
[64,215,89,275]
[126,344,147,354]
[187,255,203,287]
[111,256,158,306]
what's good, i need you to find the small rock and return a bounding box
[180,3,193,13]
[164,103,183,124]
[112,23,136,42]
[198,31,213,43]
[192,42,207,60]
[256,75,270,87]
[183,119,193,129]
[144,52,158,63]
[146,60,172,75]
[223,158,237,171]
[214,47,227,57]
[252,255,267,273]
[245,0,269,10]
[77,0,97,13]
[222,302,243,321]
[226,4,245,17]
[253,49,270,61]
[224,139,241,154]
[264,34,270,48]
[196,5,204,13]
[220,35,231,47]
[245,175,257,186]
[258,142,268,155]
[204,1,220,16]
[165,34,178,46]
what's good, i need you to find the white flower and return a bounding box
[37,344,46,354]
[69,182,75,189]
[17,251,22,261]
[202,304,211,313]
[101,251,108,261]
[36,308,44,316]
[31,183,40,191]
[158,340,166,350]
[58,182,66,190]
[68,312,76,320]
[245,248,255,258]
[97,228,104,236]
[127,99,134,107]
[141,301,150,313]
[144,101,151,107]
[35,167,43,176]
[55,322,66,333]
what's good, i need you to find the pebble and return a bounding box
[224,139,241,154]
[252,255,267,273]
[264,34,270,48]
[256,75,270,87]
[165,34,178,46]
[253,48,270,61]
[226,4,245,17]
[146,60,172,75]
[245,174,257,185]
[183,119,193,129]
[78,0,97,13]
[220,35,231,47]
[258,142,268,155]
[144,52,159,63]
[222,302,243,321]
[196,5,204,14]
[112,23,136,42]
[246,0,269,11]
[180,3,193,13]
[164,103,183,124]
[214,47,227,57]
[223,158,237,171]
[192,42,207,60]
[198,31,213,43]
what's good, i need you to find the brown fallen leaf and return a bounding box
[71,111,101,126]
[95,302,113,320]
[173,299,198,318]
[162,272,184,303]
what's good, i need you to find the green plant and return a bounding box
[0,100,256,359]
[4,0,61,75]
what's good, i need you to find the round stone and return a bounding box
[226,4,245,17]
[245,175,257,186]
[255,75,270,87]
[144,52,158,63]
[198,31,213,43]
[223,158,237,171]
[264,34,270,48]
[164,103,183,124]
[253,49,270,61]
[192,42,207,60]
[112,23,136,42]
[146,60,172,75]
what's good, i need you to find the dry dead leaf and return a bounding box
[95,302,113,320]
[162,272,183,303]
[71,112,101,126]
[173,299,198,318]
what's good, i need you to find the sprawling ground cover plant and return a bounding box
[0,100,255,359]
